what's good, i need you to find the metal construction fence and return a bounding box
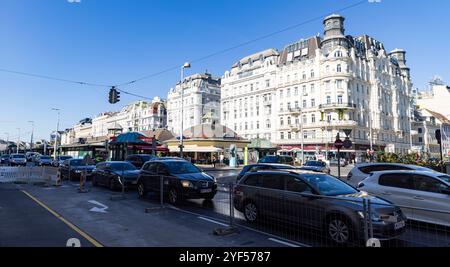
[1,169,448,247]
[151,180,450,247]
[0,166,59,186]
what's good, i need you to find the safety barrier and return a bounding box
[0,166,59,186]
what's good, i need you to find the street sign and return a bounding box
[343,129,352,137]
[343,138,353,149]
[334,139,344,149]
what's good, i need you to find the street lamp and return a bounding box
[179,62,191,158]
[4,132,9,154]
[16,128,21,154]
[52,108,61,159]
[28,121,34,152]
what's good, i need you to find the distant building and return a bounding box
[167,73,221,136]
[417,78,450,120]
[221,14,413,160]
[412,108,450,159]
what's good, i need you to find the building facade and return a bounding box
[412,109,450,159]
[167,73,221,136]
[417,78,450,120]
[221,14,413,160]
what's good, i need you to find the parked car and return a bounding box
[25,152,39,162]
[330,158,347,167]
[300,161,331,174]
[357,170,450,227]
[125,154,156,169]
[36,155,53,166]
[258,155,295,166]
[59,158,96,181]
[52,155,73,167]
[234,170,406,245]
[137,159,217,204]
[347,163,436,185]
[149,157,186,162]
[9,154,27,166]
[92,161,140,190]
[236,163,295,182]
[1,154,10,165]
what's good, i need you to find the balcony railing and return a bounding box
[319,103,357,110]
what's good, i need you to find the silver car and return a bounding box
[347,163,436,186]
[9,154,27,166]
[357,170,450,227]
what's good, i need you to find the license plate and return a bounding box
[201,189,212,193]
[394,221,405,230]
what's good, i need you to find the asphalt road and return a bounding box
[1,166,448,247]
[0,183,95,247]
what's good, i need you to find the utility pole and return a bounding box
[28,121,34,152]
[4,132,9,154]
[16,128,20,154]
[179,62,191,158]
[52,108,60,159]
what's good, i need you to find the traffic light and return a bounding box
[108,87,120,104]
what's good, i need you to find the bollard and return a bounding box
[363,198,369,245]
[78,170,88,193]
[55,169,62,187]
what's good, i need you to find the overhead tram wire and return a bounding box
[114,0,368,89]
[0,68,112,88]
[0,0,368,99]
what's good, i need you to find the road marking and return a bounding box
[88,200,108,213]
[21,190,103,247]
[167,206,309,247]
[198,216,229,227]
[268,238,300,247]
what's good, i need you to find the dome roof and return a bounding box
[182,124,241,140]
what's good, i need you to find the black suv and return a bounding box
[125,154,156,169]
[137,159,217,204]
[258,155,294,166]
[234,170,406,245]
[59,159,96,181]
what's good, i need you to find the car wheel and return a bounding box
[327,215,353,245]
[204,193,215,201]
[137,181,147,198]
[244,201,258,223]
[168,188,180,205]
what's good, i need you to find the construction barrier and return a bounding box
[0,166,59,186]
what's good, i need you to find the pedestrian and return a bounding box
[219,154,224,167]
[212,155,217,168]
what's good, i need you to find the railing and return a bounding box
[319,103,357,110]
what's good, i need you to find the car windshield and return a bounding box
[438,175,450,183]
[302,174,357,196]
[111,163,137,171]
[164,161,201,174]
[259,156,279,163]
[12,155,25,159]
[305,161,325,167]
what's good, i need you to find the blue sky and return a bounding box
[0,0,449,141]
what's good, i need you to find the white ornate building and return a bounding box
[167,73,221,136]
[221,14,413,159]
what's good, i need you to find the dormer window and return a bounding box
[335,51,342,58]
